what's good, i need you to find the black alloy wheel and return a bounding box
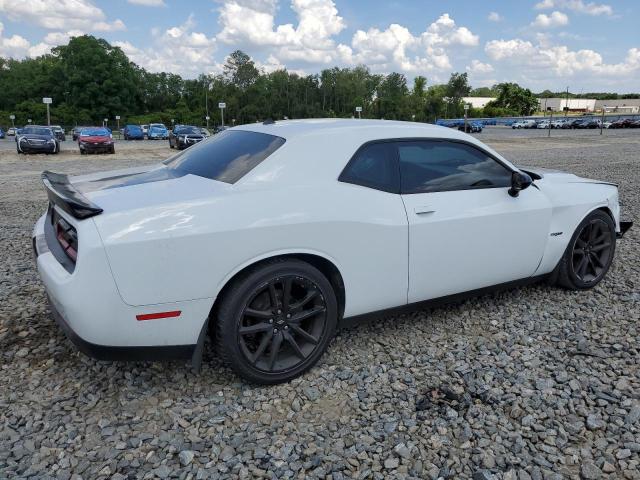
[216,259,337,384]
[238,275,327,372]
[554,209,616,290]
[571,218,613,283]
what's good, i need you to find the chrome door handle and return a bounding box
[414,206,435,215]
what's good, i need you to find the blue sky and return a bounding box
[0,0,638,92]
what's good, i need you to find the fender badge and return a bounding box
[550,232,563,237]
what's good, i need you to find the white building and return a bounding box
[538,98,596,112]
[594,99,640,114]
[463,97,496,109]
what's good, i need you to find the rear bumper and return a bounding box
[32,210,209,360]
[47,297,195,361]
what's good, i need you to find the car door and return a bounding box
[397,139,552,303]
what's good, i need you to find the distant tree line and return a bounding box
[0,35,637,128]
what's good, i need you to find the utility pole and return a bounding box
[548,108,552,138]
[464,104,469,133]
[9,114,15,128]
[565,86,569,118]
[600,105,606,135]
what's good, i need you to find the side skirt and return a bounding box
[340,274,549,328]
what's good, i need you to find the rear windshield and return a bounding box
[165,130,285,184]
[81,128,109,136]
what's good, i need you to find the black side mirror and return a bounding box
[508,171,533,197]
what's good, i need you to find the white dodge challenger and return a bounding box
[33,119,632,384]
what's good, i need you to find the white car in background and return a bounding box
[537,121,550,129]
[33,119,632,383]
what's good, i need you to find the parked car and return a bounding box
[0,127,5,139]
[141,124,149,138]
[537,121,550,129]
[602,121,612,129]
[148,123,169,140]
[214,126,229,134]
[512,120,536,129]
[169,125,205,149]
[551,119,566,129]
[33,119,632,384]
[609,119,634,129]
[7,127,17,136]
[200,128,211,137]
[72,126,88,141]
[16,126,59,154]
[123,124,144,140]
[630,119,640,128]
[51,125,66,141]
[78,127,115,154]
[457,122,482,133]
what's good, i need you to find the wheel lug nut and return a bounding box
[269,319,273,323]
[284,326,288,330]
[277,310,282,314]
[286,314,291,318]
[274,328,278,333]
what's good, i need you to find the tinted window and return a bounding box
[165,130,285,184]
[175,126,200,134]
[398,140,512,194]
[339,142,399,193]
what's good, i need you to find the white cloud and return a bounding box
[466,59,494,74]
[0,22,31,58]
[341,14,479,74]
[217,0,345,64]
[127,0,166,5]
[0,0,126,31]
[115,16,219,76]
[534,0,613,16]
[486,37,640,80]
[488,12,503,22]
[531,11,569,28]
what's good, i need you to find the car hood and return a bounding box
[19,134,54,141]
[519,166,618,187]
[80,136,111,142]
[70,165,231,216]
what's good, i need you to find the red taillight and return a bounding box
[54,215,78,262]
[136,311,182,321]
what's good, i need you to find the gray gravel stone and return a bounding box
[1,130,639,479]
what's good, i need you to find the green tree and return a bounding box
[488,82,538,115]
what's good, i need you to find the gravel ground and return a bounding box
[1,128,639,479]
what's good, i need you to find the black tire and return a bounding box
[554,210,616,290]
[215,258,338,384]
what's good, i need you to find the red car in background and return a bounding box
[78,127,115,154]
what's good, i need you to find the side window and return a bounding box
[339,142,399,193]
[398,140,512,194]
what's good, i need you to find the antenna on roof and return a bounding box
[263,118,275,125]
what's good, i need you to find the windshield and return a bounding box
[23,127,53,136]
[80,128,109,136]
[165,130,286,184]
[175,126,200,134]
[150,124,166,129]
[126,125,141,131]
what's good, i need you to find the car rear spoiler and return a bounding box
[41,170,103,219]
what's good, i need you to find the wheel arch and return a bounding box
[204,250,346,342]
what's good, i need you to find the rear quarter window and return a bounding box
[165,130,286,184]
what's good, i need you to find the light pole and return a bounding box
[43,97,52,126]
[115,115,120,133]
[103,118,108,128]
[600,105,606,135]
[564,86,569,118]
[205,116,210,129]
[204,79,210,125]
[355,106,362,119]
[232,118,236,126]
[9,114,15,128]
[28,119,32,125]
[547,107,552,138]
[412,114,416,122]
[219,102,226,128]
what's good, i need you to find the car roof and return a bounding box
[234,118,474,143]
